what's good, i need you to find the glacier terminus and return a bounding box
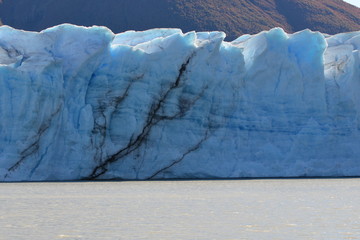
[0,24,359,181]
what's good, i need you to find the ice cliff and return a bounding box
[0,24,359,181]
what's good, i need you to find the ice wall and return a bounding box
[0,24,359,181]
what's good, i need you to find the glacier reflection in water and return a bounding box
[0,179,360,239]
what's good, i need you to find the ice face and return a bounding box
[0,24,359,181]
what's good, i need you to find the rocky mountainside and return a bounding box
[0,0,359,40]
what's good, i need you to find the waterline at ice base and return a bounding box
[0,24,359,181]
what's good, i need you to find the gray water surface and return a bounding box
[1,179,360,240]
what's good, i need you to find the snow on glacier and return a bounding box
[0,24,359,181]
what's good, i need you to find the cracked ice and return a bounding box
[0,24,359,181]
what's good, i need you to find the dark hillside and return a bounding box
[276,0,360,33]
[0,0,359,40]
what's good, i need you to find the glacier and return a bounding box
[0,24,359,181]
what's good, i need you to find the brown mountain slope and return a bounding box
[0,0,359,40]
[276,0,360,33]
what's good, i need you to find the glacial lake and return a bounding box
[0,179,360,240]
